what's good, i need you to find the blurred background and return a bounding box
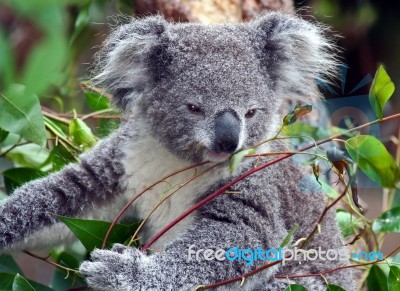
[0,0,399,287]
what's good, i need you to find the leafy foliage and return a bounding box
[0,1,399,290]
[369,65,395,120]
[345,135,400,188]
[55,215,141,252]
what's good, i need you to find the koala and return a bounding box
[0,12,356,290]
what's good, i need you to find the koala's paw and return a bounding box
[80,244,143,290]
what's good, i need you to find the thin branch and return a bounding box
[81,108,118,120]
[300,179,350,249]
[42,110,71,125]
[80,82,112,99]
[0,142,31,157]
[101,161,209,249]
[24,251,79,274]
[129,164,218,245]
[273,245,400,279]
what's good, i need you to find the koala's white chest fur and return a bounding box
[120,131,228,249]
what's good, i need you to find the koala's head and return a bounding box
[94,13,337,163]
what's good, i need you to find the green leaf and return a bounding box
[0,254,23,274]
[22,35,67,97]
[84,91,110,111]
[0,30,14,89]
[12,274,34,291]
[282,123,328,141]
[280,224,299,248]
[0,273,53,291]
[0,273,14,290]
[0,128,9,143]
[319,179,339,199]
[3,167,47,194]
[41,144,77,172]
[4,143,50,169]
[283,284,307,291]
[388,266,400,291]
[369,65,395,120]
[373,206,400,233]
[326,285,346,291]
[69,118,97,151]
[283,105,312,126]
[54,214,141,252]
[345,135,400,188]
[367,265,388,291]
[336,210,362,238]
[0,84,47,146]
[70,4,91,44]
[229,149,255,175]
[97,118,120,138]
[44,117,68,138]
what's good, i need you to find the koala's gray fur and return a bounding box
[0,12,356,290]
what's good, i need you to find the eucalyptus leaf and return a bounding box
[367,265,388,291]
[84,91,110,111]
[345,135,400,188]
[229,148,255,175]
[12,274,35,291]
[369,65,395,120]
[326,285,346,291]
[280,224,299,248]
[388,266,400,291]
[282,122,326,138]
[5,143,50,169]
[283,105,312,126]
[97,118,120,138]
[0,254,23,274]
[70,4,91,44]
[54,214,141,252]
[0,30,15,89]
[0,273,53,291]
[283,284,307,291]
[373,206,400,233]
[0,84,47,146]
[69,118,97,151]
[41,144,77,172]
[3,167,47,194]
[336,211,362,238]
[0,128,9,143]
[22,35,67,97]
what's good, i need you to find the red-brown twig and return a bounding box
[129,164,219,245]
[24,251,78,274]
[101,161,209,249]
[274,245,400,279]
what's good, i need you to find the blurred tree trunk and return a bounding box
[134,0,294,23]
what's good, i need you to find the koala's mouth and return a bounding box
[204,150,232,163]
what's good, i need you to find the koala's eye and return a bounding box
[245,109,257,119]
[187,104,204,115]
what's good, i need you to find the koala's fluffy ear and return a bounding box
[93,16,171,110]
[250,12,338,100]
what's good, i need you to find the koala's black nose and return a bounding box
[214,111,240,154]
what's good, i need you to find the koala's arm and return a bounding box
[0,127,129,251]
